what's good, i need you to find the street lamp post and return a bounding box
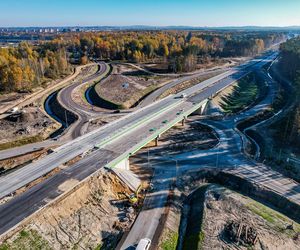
[65,110,68,127]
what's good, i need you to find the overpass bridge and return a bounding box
[0,52,278,237]
[0,52,277,201]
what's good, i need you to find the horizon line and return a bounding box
[1,24,300,29]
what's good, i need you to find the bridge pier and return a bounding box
[154,134,162,147]
[193,99,209,115]
[181,118,185,126]
[114,158,130,170]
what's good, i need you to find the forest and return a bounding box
[0,30,285,92]
[0,42,70,92]
[279,37,300,147]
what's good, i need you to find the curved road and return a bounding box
[119,58,300,249]
[0,52,284,240]
[57,62,109,139]
[0,63,109,160]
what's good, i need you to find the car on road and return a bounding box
[136,238,151,250]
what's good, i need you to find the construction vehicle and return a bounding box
[120,185,142,206]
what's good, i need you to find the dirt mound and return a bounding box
[0,171,135,250]
[5,111,37,123]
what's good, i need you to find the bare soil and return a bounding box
[211,83,238,111]
[153,120,218,155]
[86,115,122,133]
[198,185,300,250]
[95,64,173,108]
[141,57,244,75]
[158,72,223,100]
[0,107,56,144]
[158,180,300,250]
[0,92,28,111]
[1,171,135,250]
[0,148,49,173]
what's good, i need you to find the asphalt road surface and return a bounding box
[57,62,109,138]
[119,65,300,249]
[0,63,109,160]
[0,52,277,200]
[0,52,280,238]
[137,68,227,108]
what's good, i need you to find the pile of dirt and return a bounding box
[2,171,135,250]
[0,107,54,144]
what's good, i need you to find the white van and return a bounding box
[136,238,151,250]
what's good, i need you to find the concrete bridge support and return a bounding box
[181,117,186,126]
[193,99,209,115]
[114,158,130,170]
[155,136,159,146]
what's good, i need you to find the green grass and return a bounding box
[94,244,102,250]
[0,229,51,250]
[160,230,179,250]
[221,74,259,114]
[183,231,205,250]
[0,134,44,151]
[247,200,300,238]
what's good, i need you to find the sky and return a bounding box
[1,0,300,27]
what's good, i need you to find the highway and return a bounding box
[0,52,278,238]
[137,68,226,108]
[0,55,261,160]
[0,52,277,200]
[119,63,300,249]
[0,62,110,161]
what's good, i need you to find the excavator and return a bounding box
[120,185,142,206]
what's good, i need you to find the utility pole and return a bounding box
[65,110,68,127]
[175,159,178,187]
[216,148,219,168]
[147,149,150,168]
